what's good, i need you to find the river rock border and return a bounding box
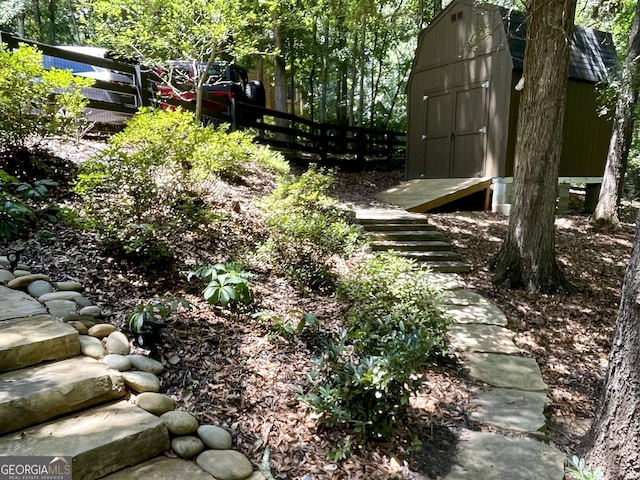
[0,256,266,480]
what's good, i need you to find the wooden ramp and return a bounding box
[376,177,493,213]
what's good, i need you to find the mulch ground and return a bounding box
[11,137,635,479]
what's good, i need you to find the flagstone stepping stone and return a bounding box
[88,323,117,338]
[461,353,547,391]
[443,289,492,306]
[444,430,565,480]
[122,370,161,392]
[79,334,106,359]
[444,304,508,326]
[54,280,83,291]
[101,457,214,480]
[470,388,549,434]
[427,273,465,290]
[196,450,253,480]
[198,425,233,449]
[105,331,131,355]
[6,273,49,289]
[45,299,78,319]
[0,285,47,321]
[103,354,131,371]
[39,291,82,302]
[135,392,175,415]
[0,269,15,283]
[27,279,53,298]
[171,436,205,458]
[128,354,164,374]
[448,324,520,354]
[161,411,199,435]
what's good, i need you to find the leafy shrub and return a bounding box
[0,169,58,241]
[260,165,364,291]
[300,253,449,441]
[187,262,253,307]
[0,43,92,152]
[253,309,319,339]
[128,297,191,332]
[566,456,604,480]
[74,108,287,270]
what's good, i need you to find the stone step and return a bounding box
[0,314,79,372]
[0,356,125,435]
[0,285,47,322]
[102,457,215,480]
[355,209,429,224]
[370,239,452,251]
[394,250,462,261]
[0,401,169,480]
[370,230,446,241]
[363,222,438,232]
[423,261,471,273]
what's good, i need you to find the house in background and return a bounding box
[403,0,618,213]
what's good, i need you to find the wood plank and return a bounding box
[376,177,493,212]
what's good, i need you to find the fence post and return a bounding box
[320,124,328,163]
[229,97,237,131]
[0,32,18,50]
[356,129,365,164]
[134,64,152,108]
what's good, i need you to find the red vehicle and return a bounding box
[156,61,265,115]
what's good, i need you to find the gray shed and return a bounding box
[405,0,617,182]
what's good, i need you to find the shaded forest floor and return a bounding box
[12,137,635,479]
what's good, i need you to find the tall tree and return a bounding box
[581,209,640,477]
[592,0,640,229]
[490,0,577,294]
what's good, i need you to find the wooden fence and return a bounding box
[0,31,405,168]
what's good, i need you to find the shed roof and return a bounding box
[502,8,618,83]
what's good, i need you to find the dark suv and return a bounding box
[156,61,265,114]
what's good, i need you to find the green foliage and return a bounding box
[260,165,364,291]
[300,253,449,442]
[188,262,253,307]
[253,309,319,339]
[74,108,282,270]
[0,43,93,152]
[0,170,59,242]
[566,456,605,480]
[128,297,191,332]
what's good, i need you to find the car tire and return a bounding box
[245,80,266,108]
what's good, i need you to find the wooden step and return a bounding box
[362,222,438,232]
[394,250,462,262]
[355,209,429,224]
[0,314,80,373]
[370,230,446,242]
[0,401,169,480]
[371,240,452,251]
[0,356,125,435]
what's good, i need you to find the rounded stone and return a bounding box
[7,273,49,289]
[39,291,82,302]
[247,472,267,480]
[197,425,232,450]
[0,269,15,284]
[73,296,94,308]
[67,320,88,335]
[102,354,131,371]
[196,450,253,480]
[79,305,102,317]
[171,436,205,459]
[45,299,77,319]
[88,323,117,339]
[135,392,175,415]
[105,331,131,355]
[27,279,53,298]
[54,280,83,291]
[127,354,164,375]
[11,269,32,277]
[122,371,160,392]
[161,411,199,435]
[79,335,106,359]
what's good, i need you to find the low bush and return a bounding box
[187,262,253,308]
[300,253,449,442]
[260,165,364,291]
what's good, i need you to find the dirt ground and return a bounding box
[11,137,635,479]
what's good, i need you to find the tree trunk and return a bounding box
[490,0,577,294]
[591,0,640,229]
[581,210,640,478]
[319,20,329,124]
[47,0,56,43]
[272,10,288,115]
[32,0,43,40]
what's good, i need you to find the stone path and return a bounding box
[0,257,267,480]
[434,273,566,479]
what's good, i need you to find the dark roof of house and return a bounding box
[501,8,618,83]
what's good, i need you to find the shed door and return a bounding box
[422,81,489,178]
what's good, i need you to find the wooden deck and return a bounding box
[376,177,493,213]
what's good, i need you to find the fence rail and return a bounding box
[1,31,405,168]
